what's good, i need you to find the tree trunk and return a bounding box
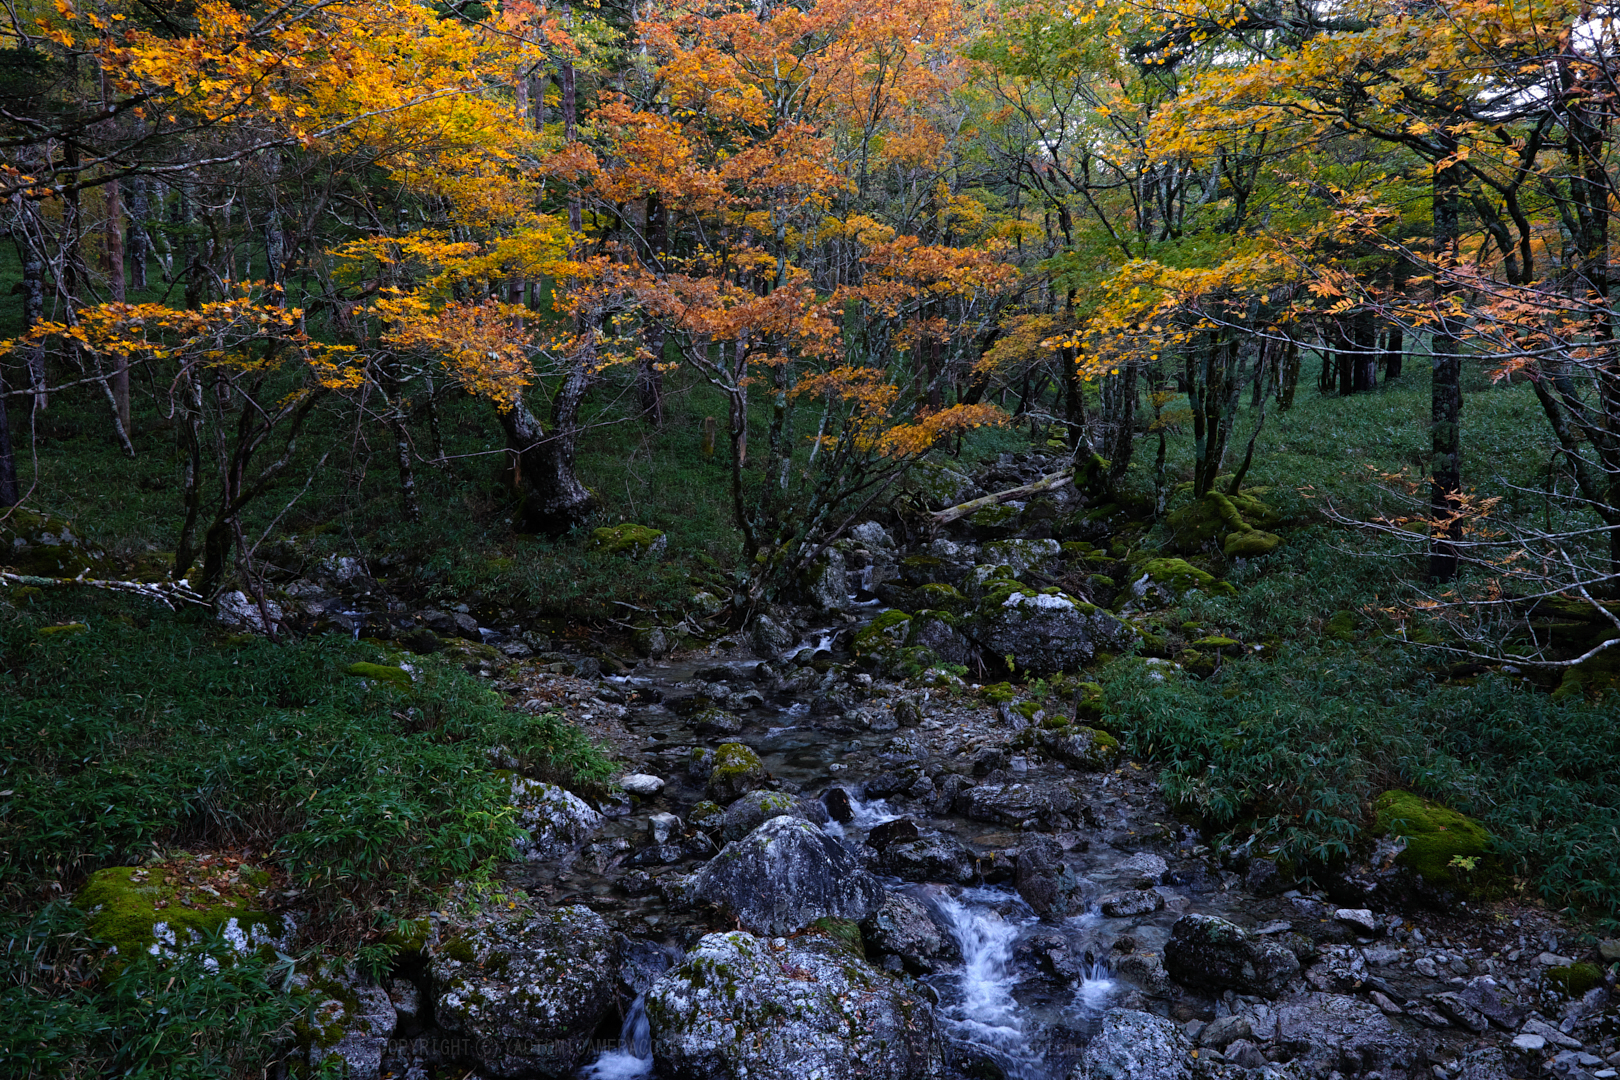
[1381,325,1403,379]
[0,364,18,506]
[105,176,131,435]
[127,174,149,290]
[21,243,47,409]
[1429,143,1464,584]
[497,381,594,535]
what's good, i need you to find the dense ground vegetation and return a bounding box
[6,0,1620,1072]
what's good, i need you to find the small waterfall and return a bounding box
[933,892,1046,1080]
[578,994,653,1080]
[821,792,901,839]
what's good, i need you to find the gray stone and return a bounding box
[879,833,978,885]
[647,931,937,1080]
[1599,938,1620,963]
[1334,907,1379,935]
[718,789,805,842]
[860,893,960,974]
[648,812,682,844]
[620,773,665,797]
[1036,726,1120,771]
[1524,1017,1583,1050]
[1244,857,1287,897]
[1118,852,1169,887]
[1100,889,1166,918]
[1431,991,1490,1033]
[430,904,618,1078]
[967,590,1134,676]
[851,521,895,549]
[958,780,1077,826]
[1455,975,1525,1031]
[1274,993,1419,1078]
[1512,1033,1547,1052]
[1164,914,1300,998]
[1198,1013,1254,1048]
[690,816,883,936]
[750,614,798,660]
[1071,1008,1193,1080]
[805,549,851,612]
[509,777,601,863]
[1015,835,1082,917]
[1454,1048,1514,1080]
[302,977,396,1080]
[1224,1040,1267,1069]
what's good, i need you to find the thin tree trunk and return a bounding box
[21,244,47,409]
[1430,142,1464,584]
[105,176,131,435]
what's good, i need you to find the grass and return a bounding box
[0,589,612,909]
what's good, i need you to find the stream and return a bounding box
[525,635,1258,1080]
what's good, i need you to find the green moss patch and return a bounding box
[75,856,280,958]
[1546,962,1602,998]
[590,524,667,556]
[1141,557,1236,599]
[1374,791,1506,897]
[1165,490,1282,557]
[343,661,412,690]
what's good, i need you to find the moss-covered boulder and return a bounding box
[913,582,970,615]
[905,611,977,670]
[1373,791,1507,898]
[1132,557,1237,602]
[0,508,109,578]
[690,816,884,936]
[75,858,284,961]
[967,503,1023,539]
[1550,644,1620,702]
[979,538,1062,578]
[647,930,937,1080]
[1546,962,1603,998]
[852,610,912,664]
[1165,490,1282,557]
[708,741,767,804]
[591,523,667,557]
[1037,725,1121,771]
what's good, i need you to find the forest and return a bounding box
[3,0,1620,1076]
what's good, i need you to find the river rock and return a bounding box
[1100,889,1165,918]
[860,893,960,973]
[805,549,851,611]
[429,904,618,1078]
[1037,726,1120,771]
[967,590,1133,676]
[647,930,937,1080]
[1274,992,1419,1078]
[690,816,883,936]
[907,613,978,668]
[751,614,798,659]
[1016,835,1083,918]
[509,777,601,863]
[1454,975,1526,1031]
[879,832,978,884]
[706,741,767,804]
[1164,914,1300,998]
[620,773,665,797]
[958,779,1076,827]
[1197,1013,1253,1049]
[1072,1008,1193,1080]
[719,789,809,842]
[1118,852,1169,887]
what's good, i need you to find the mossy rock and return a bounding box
[1373,791,1507,898]
[591,524,667,557]
[1224,530,1281,558]
[344,661,412,691]
[708,742,766,804]
[914,583,969,615]
[1074,681,1106,721]
[853,610,913,658]
[689,800,725,832]
[1140,557,1236,599]
[75,861,281,961]
[967,503,1022,539]
[981,682,1018,705]
[1175,649,1217,678]
[1166,491,1282,556]
[1546,963,1603,998]
[37,622,89,637]
[0,508,111,578]
[1191,636,1241,655]
[898,555,944,585]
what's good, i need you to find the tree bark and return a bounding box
[1429,140,1464,584]
[498,380,595,535]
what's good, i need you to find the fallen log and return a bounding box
[930,467,1074,526]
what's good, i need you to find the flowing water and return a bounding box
[561,633,1252,1080]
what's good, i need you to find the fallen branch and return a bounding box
[2,569,206,609]
[930,467,1073,526]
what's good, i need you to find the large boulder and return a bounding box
[690,816,884,936]
[1273,993,1420,1078]
[1164,914,1299,998]
[647,930,938,1080]
[296,974,397,1080]
[804,548,851,612]
[966,590,1132,676]
[706,742,768,804]
[719,789,812,842]
[877,832,979,885]
[1015,835,1084,919]
[509,777,601,863]
[429,904,619,1078]
[1071,1008,1193,1080]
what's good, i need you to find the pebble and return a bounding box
[1335,908,1380,935]
[1512,1034,1546,1052]
[647,812,682,844]
[1522,1017,1582,1050]
[1415,957,1440,978]
[1538,951,1575,966]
